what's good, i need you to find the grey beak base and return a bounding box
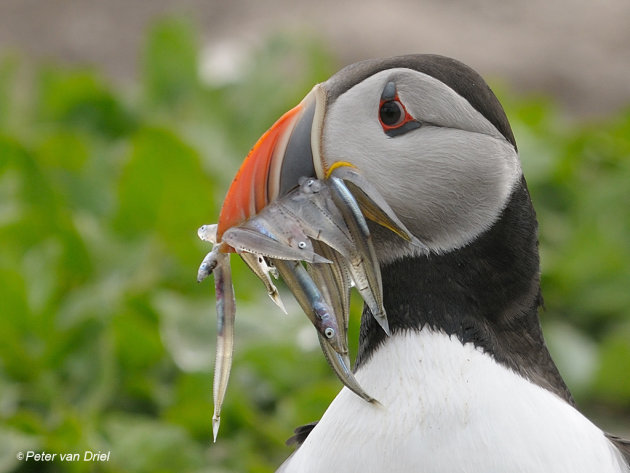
[278,100,317,197]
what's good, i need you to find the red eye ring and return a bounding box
[378,95,417,132]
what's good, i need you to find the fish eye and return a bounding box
[298,241,307,249]
[379,100,404,127]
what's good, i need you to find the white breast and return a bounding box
[278,330,628,473]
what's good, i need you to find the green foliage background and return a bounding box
[0,18,629,472]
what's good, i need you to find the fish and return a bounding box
[197,244,222,283]
[197,169,418,438]
[211,251,236,442]
[307,241,376,403]
[308,240,352,342]
[273,259,346,355]
[223,226,330,264]
[238,252,287,313]
[328,166,424,249]
[317,333,377,404]
[328,176,389,335]
[260,178,389,335]
[275,178,357,259]
[198,223,218,243]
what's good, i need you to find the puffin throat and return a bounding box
[354,177,574,404]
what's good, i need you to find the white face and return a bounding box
[321,68,521,260]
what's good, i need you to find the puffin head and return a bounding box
[211,54,578,426]
[218,54,522,262]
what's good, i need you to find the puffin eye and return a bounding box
[378,82,422,137]
[379,100,404,127]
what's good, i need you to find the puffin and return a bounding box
[214,54,630,472]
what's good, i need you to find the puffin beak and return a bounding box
[200,81,426,423]
[217,85,327,242]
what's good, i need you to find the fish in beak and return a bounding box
[197,83,424,440]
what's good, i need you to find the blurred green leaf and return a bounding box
[0,269,33,381]
[592,327,630,406]
[104,415,204,472]
[142,17,199,108]
[35,130,89,171]
[113,126,216,267]
[36,67,135,138]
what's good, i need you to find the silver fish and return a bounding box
[329,177,389,335]
[317,333,377,404]
[271,178,387,335]
[197,168,427,438]
[241,199,328,263]
[329,166,426,250]
[197,244,222,283]
[223,226,330,264]
[273,259,346,355]
[277,178,355,258]
[239,251,287,313]
[198,223,218,244]
[211,251,236,442]
[308,241,376,402]
[308,240,351,346]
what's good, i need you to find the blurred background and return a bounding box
[0,1,629,472]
